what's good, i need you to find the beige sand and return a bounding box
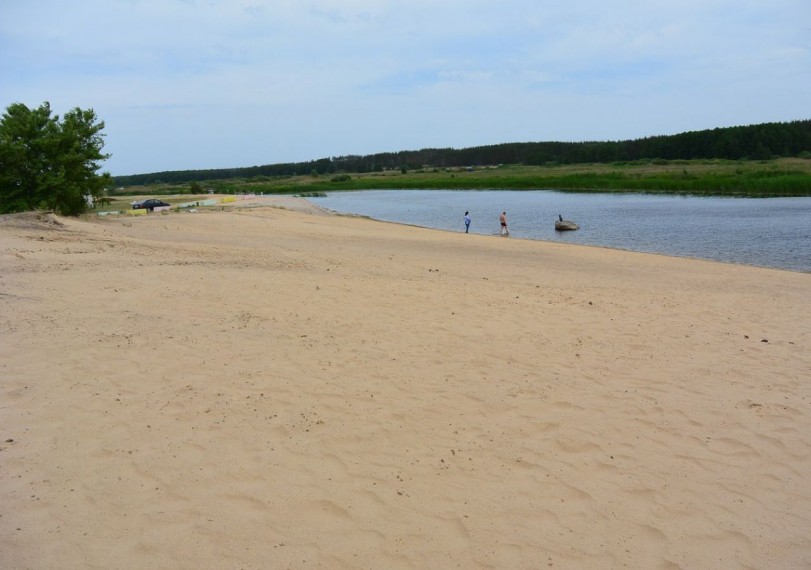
[1,200,809,569]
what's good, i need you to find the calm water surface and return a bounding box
[311,190,811,272]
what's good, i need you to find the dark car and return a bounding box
[132,199,171,212]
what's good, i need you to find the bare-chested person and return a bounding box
[499,211,509,236]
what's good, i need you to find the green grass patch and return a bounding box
[109,158,811,199]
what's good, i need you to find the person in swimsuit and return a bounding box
[499,211,509,236]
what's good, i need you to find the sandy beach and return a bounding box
[2,198,810,569]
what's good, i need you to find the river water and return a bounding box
[310,190,811,273]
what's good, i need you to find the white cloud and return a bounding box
[1,0,809,173]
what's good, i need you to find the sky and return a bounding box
[1,1,809,176]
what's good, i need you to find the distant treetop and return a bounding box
[113,120,811,187]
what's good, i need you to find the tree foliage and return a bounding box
[113,119,811,187]
[0,102,111,215]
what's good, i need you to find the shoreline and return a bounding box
[2,205,810,568]
[293,194,811,275]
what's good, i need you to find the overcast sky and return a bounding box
[2,0,809,175]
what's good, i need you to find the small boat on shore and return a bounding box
[555,214,579,231]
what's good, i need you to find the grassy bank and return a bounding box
[112,158,811,198]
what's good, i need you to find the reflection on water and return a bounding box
[312,190,811,272]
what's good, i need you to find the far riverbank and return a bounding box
[112,158,811,198]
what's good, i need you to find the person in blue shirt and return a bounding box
[464,211,471,233]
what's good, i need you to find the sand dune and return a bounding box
[1,202,809,569]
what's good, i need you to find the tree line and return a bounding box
[114,120,811,187]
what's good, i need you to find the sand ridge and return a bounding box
[1,205,809,569]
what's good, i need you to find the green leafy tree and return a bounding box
[0,101,111,215]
